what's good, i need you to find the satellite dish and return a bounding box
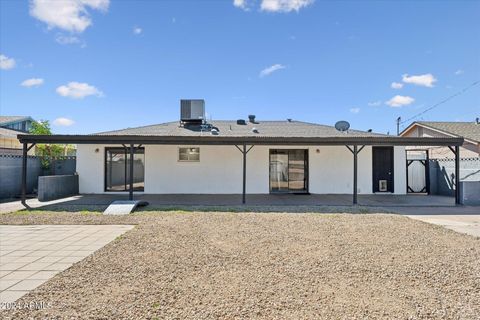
[335,120,350,132]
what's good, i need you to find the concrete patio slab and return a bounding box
[0,193,459,213]
[0,225,134,306]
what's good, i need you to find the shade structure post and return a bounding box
[21,143,28,206]
[242,143,247,204]
[353,145,358,205]
[129,144,134,201]
[455,145,460,205]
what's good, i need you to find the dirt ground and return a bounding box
[1,211,479,319]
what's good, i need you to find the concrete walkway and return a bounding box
[404,215,480,237]
[385,206,480,237]
[0,225,134,305]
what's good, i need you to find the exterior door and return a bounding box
[269,150,308,193]
[372,147,394,193]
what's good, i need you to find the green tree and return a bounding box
[29,120,52,135]
[29,120,75,170]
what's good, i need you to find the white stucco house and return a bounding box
[76,121,407,196]
[17,100,464,205]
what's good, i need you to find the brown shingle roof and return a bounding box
[416,121,480,143]
[94,120,387,138]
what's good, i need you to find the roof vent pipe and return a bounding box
[287,118,292,122]
[248,115,256,123]
[476,117,479,124]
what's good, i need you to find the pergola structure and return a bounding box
[18,134,464,206]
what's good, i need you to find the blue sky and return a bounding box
[0,0,479,135]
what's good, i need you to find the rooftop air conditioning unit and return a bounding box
[180,99,205,123]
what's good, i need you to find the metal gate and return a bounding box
[406,150,429,194]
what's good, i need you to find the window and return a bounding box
[179,147,200,162]
[105,147,145,192]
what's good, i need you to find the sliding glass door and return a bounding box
[269,149,308,193]
[105,147,145,192]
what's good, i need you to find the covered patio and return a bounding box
[2,193,459,214]
[17,133,464,207]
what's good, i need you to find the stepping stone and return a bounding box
[103,200,148,215]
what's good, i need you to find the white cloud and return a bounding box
[391,82,403,89]
[259,64,286,77]
[133,26,142,35]
[56,82,103,99]
[454,69,464,75]
[0,54,16,70]
[21,78,44,87]
[233,0,249,10]
[234,0,314,12]
[368,100,382,107]
[29,0,110,33]
[55,34,81,44]
[350,107,360,114]
[402,73,437,87]
[386,95,414,107]
[260,0,314,12]
[53,117,75,126]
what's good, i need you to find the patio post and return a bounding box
[455,145,460,205]
[353,145,358,205]
[346,145,364,205]
[129,143,134,201]
[235,144,254,204]
[21,142,27,206]
[242,143,246,204]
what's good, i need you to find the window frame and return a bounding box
[104,147,145,192]
[178,147,200,162]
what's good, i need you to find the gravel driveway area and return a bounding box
[0,211,479,319]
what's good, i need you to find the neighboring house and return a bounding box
[0,116,35,155]
[400,120,480,158]
[17,100,463,204]
[0,116,34,132]
[400,120,480,197]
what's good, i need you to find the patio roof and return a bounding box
[17,133,463,146]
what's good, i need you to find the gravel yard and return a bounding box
[1,211,479,319]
